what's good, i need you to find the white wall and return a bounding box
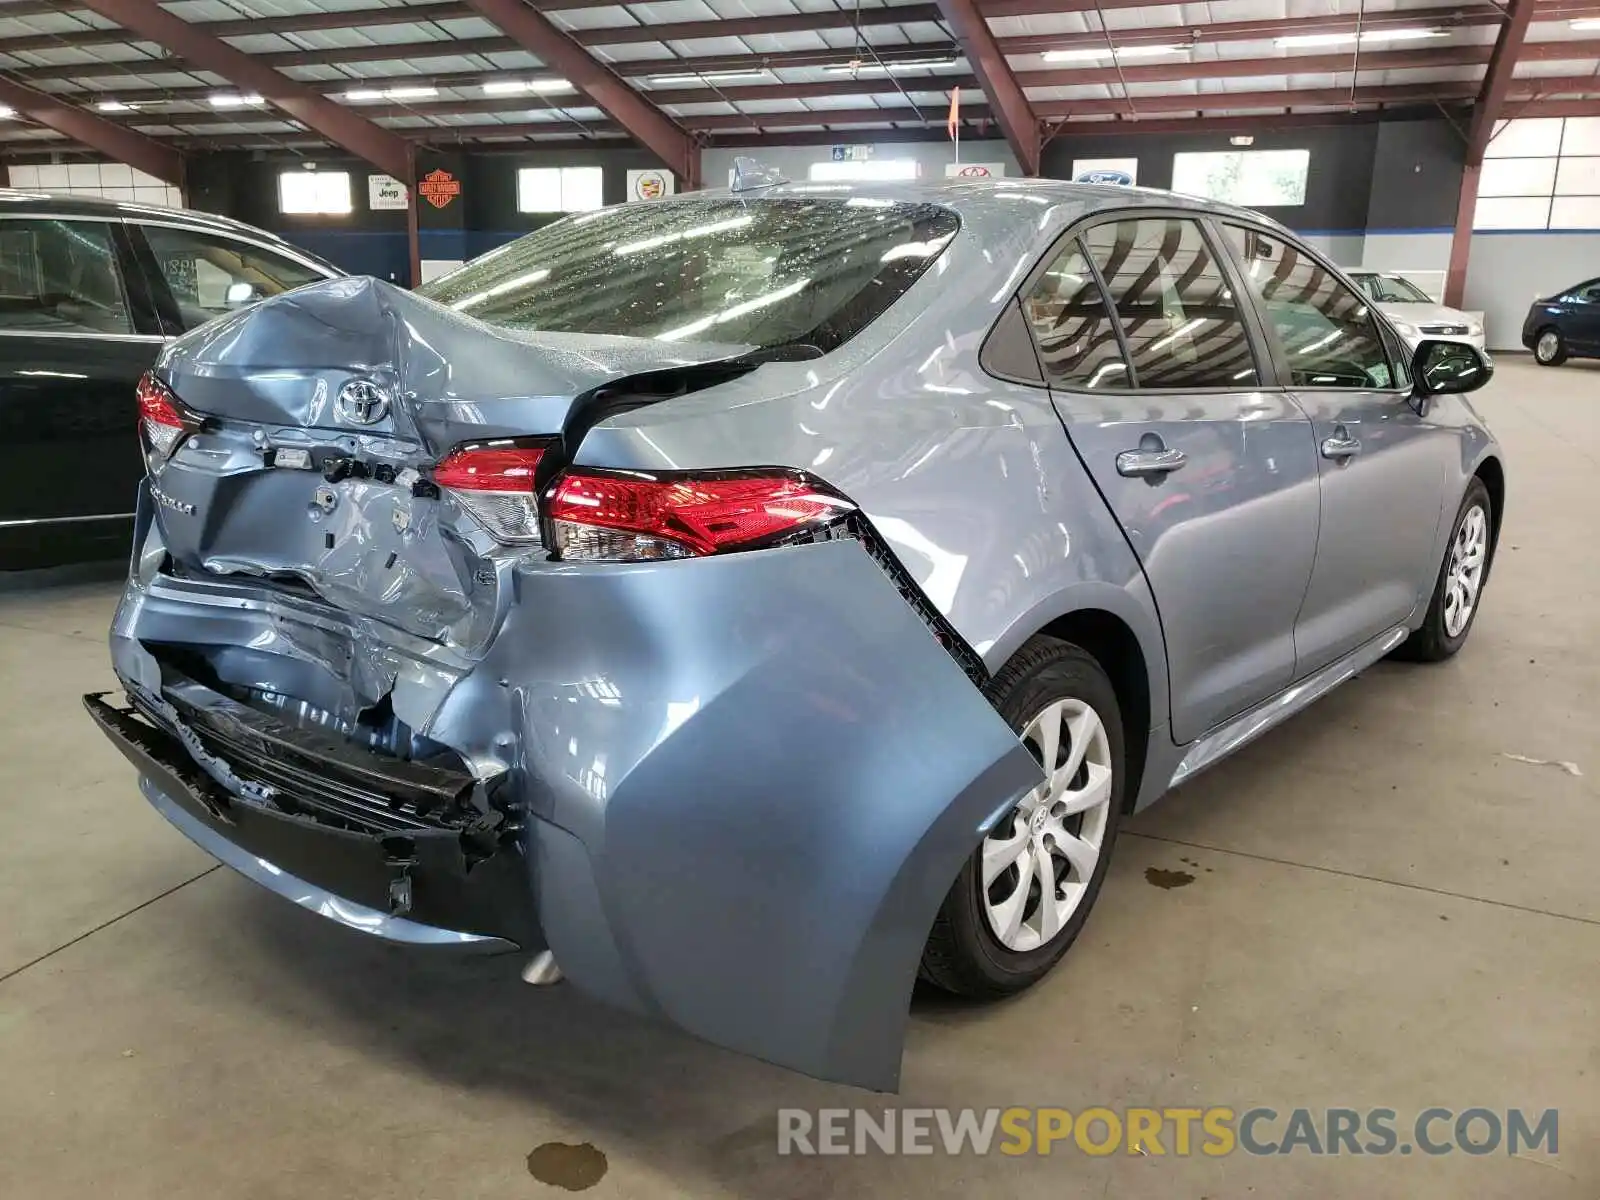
[1464,231,1600,351]
[7,161,183,208]
[1302,233,1366,267]
[700,140,1018,189]
[1360,231,1453,274]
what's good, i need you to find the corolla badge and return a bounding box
[335,378,391,425]
[149,483,195,516]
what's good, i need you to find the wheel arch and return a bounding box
[1474,453,1505,557]
[1028,608,1153,814]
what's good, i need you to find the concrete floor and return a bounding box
[0,358,1596,1199]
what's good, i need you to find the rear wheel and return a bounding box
[920,638,1125,998]
[1534,328,1567,366]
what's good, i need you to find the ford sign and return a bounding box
[1077,169,1134,185]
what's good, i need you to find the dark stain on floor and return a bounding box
[1145,866,1196,890]
[527,1141,608,1191]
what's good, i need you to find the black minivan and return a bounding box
[1522,276,1600,366]
[0,191,341,569]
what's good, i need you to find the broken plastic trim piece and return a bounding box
[521,950,563,985]
[84,691,542,948]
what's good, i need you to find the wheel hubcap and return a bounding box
[1443,503,1487,638]
[1538,331,1559,361]
[980,697,1113,952]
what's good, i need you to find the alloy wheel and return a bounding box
[1537,331,1560,362]
[981,697,1114,952]
[1443,503,1488,638]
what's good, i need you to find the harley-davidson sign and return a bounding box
[418,169,462,209]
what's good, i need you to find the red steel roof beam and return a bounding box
[935,0,1041,173]
[71,0,413,181]
[462,0,699,186]
[0,73,183,182]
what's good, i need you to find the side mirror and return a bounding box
[1412,339,1493,398]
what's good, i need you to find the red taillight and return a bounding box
[434,443,545,542]
[546,471,854,561]
[136,371,187,459]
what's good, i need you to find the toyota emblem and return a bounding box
[335,378,391,425]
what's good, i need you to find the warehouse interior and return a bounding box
[0,1,1597,1197]
[0,0,1597,341]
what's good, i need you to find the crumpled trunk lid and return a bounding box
[147,276,749,647]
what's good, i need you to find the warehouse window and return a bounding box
[1476,117,1600,230]
[278,170,352,215]
[517,166,604,213]
[1171,149,1310,208]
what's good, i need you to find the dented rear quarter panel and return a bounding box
[114,526,1042,1090]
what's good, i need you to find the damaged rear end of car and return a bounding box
[88,200,1043,1091]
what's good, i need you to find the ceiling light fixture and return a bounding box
[1042,45,1187,62]
[821,56,958,74]
[1569,17,1600,29]
[342,85,438,101]
[1274,27,1445,47]
[648,68,771,85]
[483,78,572,95]
[0,105,13,120]
[1230,134,1254,146]
[208,93,263,108]
[96,99,139,112]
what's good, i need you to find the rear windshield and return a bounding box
[420,196,958,355]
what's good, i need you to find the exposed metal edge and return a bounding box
[0,512,135,528]
[0,331,165,343]
[138,776,514,951]
[1169,625,1409,789]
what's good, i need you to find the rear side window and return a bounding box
[1082,217,1261,389]
[420,197,958,355]
[1021,239,1130,390]
[141,225,329,332]
[1222,225,1394,389]
[0,219,133,335]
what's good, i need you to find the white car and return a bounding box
[1348,271,1485,351]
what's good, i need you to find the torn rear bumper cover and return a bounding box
[92,539,1042,1090]
[84,691,537,949]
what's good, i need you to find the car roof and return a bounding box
[0,187,311,251]
[697,176,1295,236]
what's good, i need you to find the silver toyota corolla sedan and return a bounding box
[87,178,1504,1092]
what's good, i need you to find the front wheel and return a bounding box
[1394,479,1493,662]
[1534,328,1567,366]
[919,638,1125,998]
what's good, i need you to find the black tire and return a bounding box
[919,637,1126,998]
[1394,478,1493,663]
[1533,327,1568,366]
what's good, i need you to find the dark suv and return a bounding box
[1523,276,1600,366]
[0,191,340,569]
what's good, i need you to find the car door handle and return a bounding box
[1116,447,1188,478]
[1321,432,1362,461]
